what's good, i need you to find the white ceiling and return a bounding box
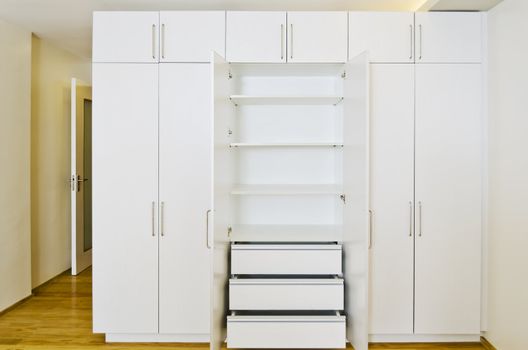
[0,0,502,59]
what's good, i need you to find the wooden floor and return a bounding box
[0,268,486,350]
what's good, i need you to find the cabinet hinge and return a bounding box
[228,71,232,79]
[341,71,346,79]
[227,226,232,237]
[340,194,346,204]
[228,129,233,136]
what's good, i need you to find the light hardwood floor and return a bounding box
[0,268,486,350]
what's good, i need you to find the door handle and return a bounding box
[161,23,166,59]
[409,201,413,237]
[418,24,423,60]
[409,24,413,60]
[206,209,212,249]
[152,24,156,59]
[418,201,423,237]
[151,201,156,237]
[290,24,294,59]
[76,175,88,192]
[280,24,284,60]
[368,209,373,249]
[160,201,165,236]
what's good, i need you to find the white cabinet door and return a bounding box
[349,12,415,63]
[415,64,482,334]
[159,64,211,336]
[288,12,348,63]
[226,12,286,63]
[369,65,415,335]
[160,11,225,62]
[93,12,160,63]
[92,64,159,333]
[415,12,482,63]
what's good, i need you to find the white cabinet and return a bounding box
[415,12,482,63]
[414,64,482,334]
[92,63,159,333]
[349,12,415,63]
[287,12,348,63]
[93,12,160,63]
[226,12,286,63]
[158,64,211,335]
[369,64,415,334]
[159,11,225,62]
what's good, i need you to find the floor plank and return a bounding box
[0,268,485,350]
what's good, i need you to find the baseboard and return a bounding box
[105,333,210,343]
[0,293,32,316]
[481,336,497,350]
[369,334,481,343]
[32,268,71,293]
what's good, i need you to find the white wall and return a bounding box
[0,19,32,312]
[31,35,91,288]
[486,0,528,349]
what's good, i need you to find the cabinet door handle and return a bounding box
[151,201,156,236]
[161,23,166,59]
[368,209,373,249]
[206,209,212,249]
[290,24,293,59]
[152,24,156,59]
[409,24,413,60]
[280,24,284,60]
[418,24,423,60]
[160,201,165,236]
[418,201,423,237]
[409,201,413,236]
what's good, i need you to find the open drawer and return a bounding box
[229,278,344,310]
[231,243,342,275]
[227,313,346,349]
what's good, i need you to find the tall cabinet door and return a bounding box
[159,64,212,336]
[226,11,286,63]
[369,65,415,334]
[415,64,482,334]
[92,64,159,333]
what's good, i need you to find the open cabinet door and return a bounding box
[210,52,234,350]
[342,52,370,350]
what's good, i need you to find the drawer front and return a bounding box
[227,315,346,348]
[229,279,343,310]
[231,244,342,275]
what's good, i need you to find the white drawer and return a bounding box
[227,314,346,349]
[231,244,342,275]
[229,278,344,310]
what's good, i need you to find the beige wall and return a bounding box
[0,19,32,312]
[31,35,91,288]
[486,0,528,349]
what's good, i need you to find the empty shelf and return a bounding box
[231,184,343,195]
[230,225,343,243]
[229,142,344,148]
[229,95,344,106]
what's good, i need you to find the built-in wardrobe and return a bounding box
[92,10,485,349]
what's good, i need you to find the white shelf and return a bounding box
[229,142,343,148]
[230,224,343,243]
[231,184,343,195]
[229,95,344,106]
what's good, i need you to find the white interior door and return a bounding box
[92,64,159,333]
[415,64,482,334]
[342,52,369,350]
[159,63,211,336]
[348,12,415,63]
[210,52,234,350]
[369,65,415,334]
[226,11,286,63]
[287,12,348,63]
[71,78,93,275]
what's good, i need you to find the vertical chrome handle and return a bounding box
[160,201,165,236]
[409,201,413,237]
[151,201,155,236]
[290,24,293,59]
[206,209,212,249]
[409,25,413,60]
[418,24,423,60]
[161,23,165,59]
[152,24,156,59]
[280,24,284,60]
[418,201,422,237]
[368,209,373,249]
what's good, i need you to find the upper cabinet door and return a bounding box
[415,12,482,63]
[226,12,286,63]
[93,12,160,63]
[160,11,225,63]
[349,12,414,63]
[287,12,348,63]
